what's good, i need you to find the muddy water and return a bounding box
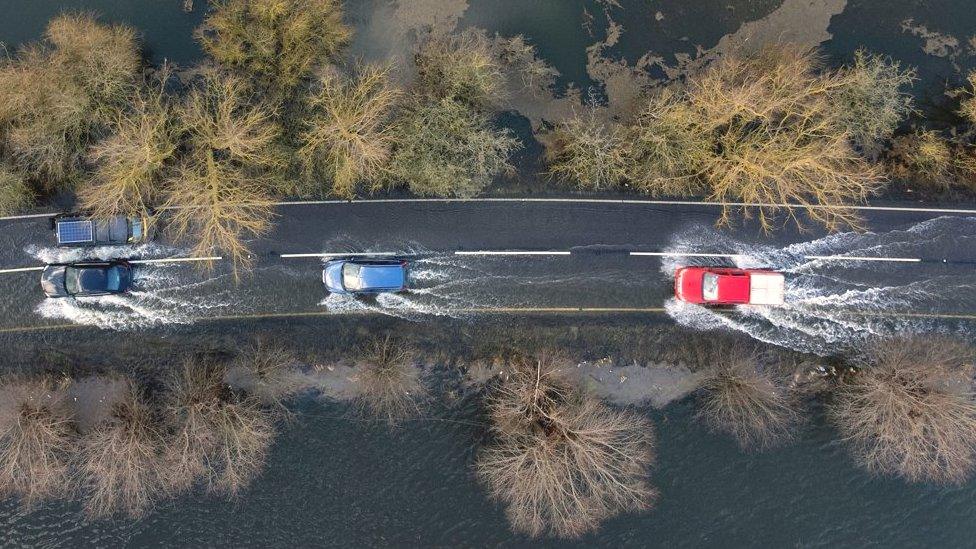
[4,0,976,546]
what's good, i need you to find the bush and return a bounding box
[889,130,953,190]
[163,357,277,497]
[197,0,351,95]
[476,353,657,538]
[829,338,976,484]
[81,73,181,219]
[0,166,34,216]
[544,110,627,190]
[0,377,74,507]
[829,48,916,151]
[415,29,505,108]
[295,64,401,198]
[388,98,518,197]
[163,68,279,272]
[960,72,976,125]
[74,382,166,518]
[353,336,425,426]
[696,350,800,450]
[0,13,139,186]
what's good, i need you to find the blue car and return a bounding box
[322,259,409,294]
[41,260,133,298]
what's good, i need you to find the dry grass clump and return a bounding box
[889,130,954,190]
[81,73,181,219]
[829,338,976,484]
[388,98,518,197]
[295,64,401,198]
[74,382,166,519]
[0,166,34,216]
[0,13,140,187]
[415,29,505,108]
[829,49,916,151]
[476,353,657,538]
[354,336,426,426]
[544,110,627,190]
[959,71,976,125]
[0,377,75,507]
[163,68,279,272]
[163,357,277,497]
[197,0,351,95]
[695,350,800,450]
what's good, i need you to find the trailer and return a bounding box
[52,214,148,247]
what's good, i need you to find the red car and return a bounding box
[674,266,785,306]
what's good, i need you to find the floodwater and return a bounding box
[4,0,976,546]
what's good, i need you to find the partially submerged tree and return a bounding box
[695,349,800,450]
[888,130,954,190]
[476,353,657,538]
[163,357,277,497]
[0,377,74,507]
[388,98,518,197]
[74,382,166,519]
[829,338,976,484]
[415,29,505,108]
[353,335,425,426]
[544,109,627,190]
[163,68,279,272]
[81,72,181,219]
[197,0,351,95]
[296,64,401,198]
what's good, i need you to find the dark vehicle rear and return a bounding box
[52,214,148,247]
[41,260,133,298]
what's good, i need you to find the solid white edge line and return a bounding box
[804,255,922,263]
[454,251,571,256]
[0,266,46,274]
[0,212,57,221]
[128,257,222,264]
[269,198,976,216]
[280,252,400,258]
[630,252,749,258]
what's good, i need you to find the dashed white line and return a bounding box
[0,266,45,274]
[280,252,401,258]
[803,255,922,263]
[630,252,750,259]
[454,251,572,256]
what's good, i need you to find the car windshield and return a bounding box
[65,267,81,295]
[702,273,719,301]
[342,263,362,291]
[106,266,122,291]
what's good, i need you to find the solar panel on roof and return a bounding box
[57,220,94,244]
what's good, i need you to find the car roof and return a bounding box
[715,272,751,302]
[357,263,405,289]
[73,264,111,291]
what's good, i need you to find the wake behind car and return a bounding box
[52,213,148,247]
[323,258,409,294]
[41,260,133,298]
[674,266,784,306]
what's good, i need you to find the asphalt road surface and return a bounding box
[1,199,974,353]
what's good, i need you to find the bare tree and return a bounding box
[353,335,426,426]
[476,353,657,538]
[0,377,75,507]
[829,337,976,484]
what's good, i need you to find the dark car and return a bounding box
[52,214,148,247]
[41,260,134,298]
[322,259,409,294]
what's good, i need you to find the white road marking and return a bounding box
[454,251,571,256]
[803,255,922,263]
[630,252,750,259]
[271,197,976,216]
[0,266,45,274]
[280,252,401,258]
[128,256,223,265]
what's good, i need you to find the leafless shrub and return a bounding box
[295,64,401,198]
[229,338,303,410]
[696,350,800,450]
[163,68,279,273]
[476,353,657,538]
[197,0,351,94]
[162,357,276,497]
[81,70,181,219]
[888,130,954,190]
[496,34,559,94]
[0,377,75,507]
[354,336,426,426]
[416,29,505,108]
[959,71,976,125]
[545,109,627,190]
[829,338,976,484]
[74,381,166,519]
